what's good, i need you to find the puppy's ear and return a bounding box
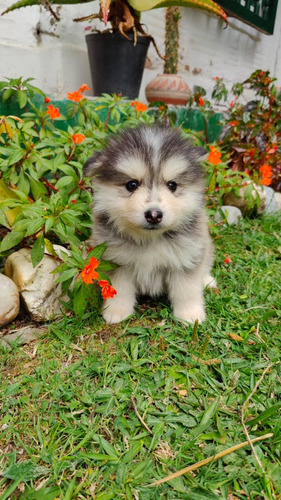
[195,146,208,162]
[83,151,103,178]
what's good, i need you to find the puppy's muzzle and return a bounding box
[145,209,163,225]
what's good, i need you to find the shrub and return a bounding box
[212,70,281,191]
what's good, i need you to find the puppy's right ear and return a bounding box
[83,151,103,178]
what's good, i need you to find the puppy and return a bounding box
[84,125,215,324]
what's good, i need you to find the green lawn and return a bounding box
[1,214,281,500]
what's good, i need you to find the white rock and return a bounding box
[4,247,67,321]
[215,205,243,225]
[273,191,281,211]
[262,186,279,214]
[223,182,267,215]
[0,274,20,327]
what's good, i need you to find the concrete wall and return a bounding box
[0,0,280,101]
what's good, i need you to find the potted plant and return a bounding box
[2,0,227,99]
[145,6,192,105]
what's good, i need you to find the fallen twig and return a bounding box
[130,395,153,436]
[149,432,273,486]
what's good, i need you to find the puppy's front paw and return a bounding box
[103,302,134,324]
[203,275,217,288]
[173,305,206,324]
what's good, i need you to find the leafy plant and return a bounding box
[0,81,153,259]
[1,0,227,43]
[213,70,281,191]
[0,76,45,110]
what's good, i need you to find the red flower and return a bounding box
[71,199,77,204]
[199,97,205,107]
[81,257,99,284]
[224,256,232,264]
[45,96,51,103]
[67,91,84,102]
[72,133,85,144]
[46,104,61,120]
[78,83,90,93]
[208,146,222,165]
[131,101,148,112]
[230,101,235,107]
[260,163,273,186]
[98,280,117,299]
[230,121,238,127]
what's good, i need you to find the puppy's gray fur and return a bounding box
[84,125,215,324]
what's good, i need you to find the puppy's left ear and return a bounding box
[196,146,208,162]
[83,151,103,178]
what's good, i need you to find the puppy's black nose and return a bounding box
[145,209,163,224]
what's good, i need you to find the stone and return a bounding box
[274,192,281,210]
[0,274,20,327]
[0,325,47,350]
[262,186,279,214]
[214,205,243,225]
[4,246,68,321]
[223,182,267,215]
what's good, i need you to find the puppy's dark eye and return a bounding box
[126,179,139,192]
[167,181,177,192]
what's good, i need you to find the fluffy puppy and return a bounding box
[84,125,215,324]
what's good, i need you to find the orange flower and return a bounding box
[46,104,60,120]
[72,133,85,144]
[208,146,222,165]
[78,83,90,93]
[131,101,148,112]
[260,163,273,186]
[98,280,117,299]
[230,101,235,107]
[81,257,99,284]
[199,97,205,106]
[224,255,232,264]
[67,91,84,102]
[45,96,51,103]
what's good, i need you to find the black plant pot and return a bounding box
[86,32,150,99]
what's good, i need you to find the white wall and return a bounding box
[0,0,280,101]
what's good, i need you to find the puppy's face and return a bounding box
[84,126,206,239]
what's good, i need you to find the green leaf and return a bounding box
[200,396,220,425]
[73,282,91,318]
[17,89,28,109]
[0,208,10,229]
[55,268,79,283]
[17,170,30,195]
[55,176,76,189]
[45,216,55,234]
[181,487,220,499]
[25,218,44,237]
[28,175,48,200]
[20,486,61,500]
[3,460,49,481]
[31,233,45,267]
[2,87,14,101]
[0,230,25,252]
[7,147,26,166]
[88,242,107,261]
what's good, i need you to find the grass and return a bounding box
[0,214,281,499]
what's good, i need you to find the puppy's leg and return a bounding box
[203,274,217,288]
[103,267,136,324]
[168,270,206,324]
